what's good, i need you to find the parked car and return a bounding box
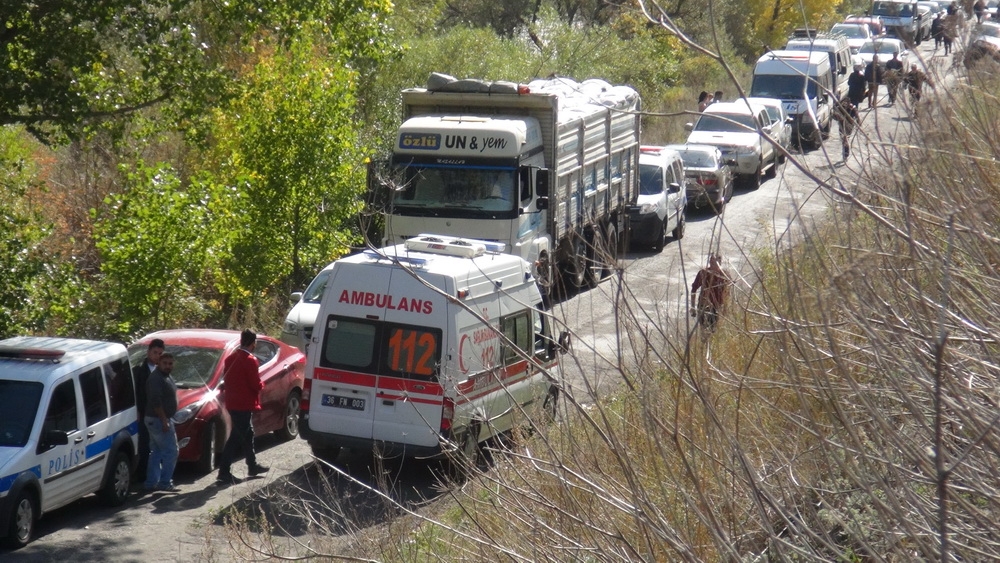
[845,15,886,36]
[664,144,734,214]
[280,261,336,352]
[628,146,687,251]
[128,330,306,473]
[965,22,1000,66]
[685,100,778,189]
[745,96,793,160]
[832,22,876,53]
[0,337,138,548]
[857,37,909,71]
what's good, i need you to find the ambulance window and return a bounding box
[384,324,441,381]
[80,367,109,426]
[104,358,136,415]
[501,312,531,364]
[43,379,79,435]
[320,317,378,371]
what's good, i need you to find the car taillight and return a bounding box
[301,377,311,412]
[700,175,718,186]
[440,397,455,438]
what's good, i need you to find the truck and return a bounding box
[871,0,923,45]
[375,73,642,295]
[298,234,566,462]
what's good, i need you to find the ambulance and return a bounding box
[298,234,566,461]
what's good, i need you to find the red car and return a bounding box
[128,329,306,473]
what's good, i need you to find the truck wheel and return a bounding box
[601,229,618,279]
[4,491,36,548]
[561,236,588,292]
[99,451,131,506]
[584,232,602,288]
[277,390,301,441]
[542,389,559,423]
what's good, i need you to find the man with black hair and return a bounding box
[134,338,165,478]
[217,329,268,484]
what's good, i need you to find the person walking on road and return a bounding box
[974,0,986,23]
[931,13,944,50]
[134,338,165,479]
[848,64,867,106]
[904,63,933,117]
[864,55,882,108]
[884,52,904,105]
[217,329,268,485]
[943,10,959,55]
[690,254,732,331]
[145,353,180,492]
[833,97,860,160]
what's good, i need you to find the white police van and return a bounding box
[0,337,139,548]
[299,234,566,463]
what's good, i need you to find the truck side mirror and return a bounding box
[684,122,694,132]
[536,197,549,210]
[290,291,303,304]
[535,168,550,197]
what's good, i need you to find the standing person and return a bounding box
[943,10,958,55]
[698,91,711,112]
[144,353,180,492]
[217,329,268,485]
[833,97,859,159]
[931,13,944,50]
[974,0,986,23]
[904,63,933,117]
[847,63,867,107]
[884,52,904,105]
[690,254,732,331]
[133,339,165,479]
[864,55,881,108]
[712,90,724,104]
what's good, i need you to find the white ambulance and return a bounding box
[299,234,565,462]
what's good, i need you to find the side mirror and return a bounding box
[290,291,303,304]
[536,197,549,211]
[557,331,571,354]
[535,168,550,197]
[684,122,694,132]
[726,158,738,167]
[668,182,682,194]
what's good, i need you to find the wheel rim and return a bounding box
[285,393,301,437]
[14,497,33,544]
[113,459,130,499]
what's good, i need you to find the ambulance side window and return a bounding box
[501,311,531,364]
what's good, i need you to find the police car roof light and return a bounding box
[0,346,66,361]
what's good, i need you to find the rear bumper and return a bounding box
[300,415,445,458]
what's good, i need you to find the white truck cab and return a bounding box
[0,338,139,548]
[299,234,565,462]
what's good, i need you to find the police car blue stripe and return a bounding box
[84,421,139,459]
[0,465,42,494]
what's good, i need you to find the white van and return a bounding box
[280,261,336,352]
[628,146,687,252]
[299,235,565,462]
[0,338,139,548]
[749,50,833,149]
[784,31,854,99]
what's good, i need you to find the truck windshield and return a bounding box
[392,166,517,219]
[693,113,757,132]
[750,75,817,100]
[318,316,442,382]
[0,380,43,447]
[872,1,906,16]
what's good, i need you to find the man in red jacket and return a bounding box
[217,329,268,484]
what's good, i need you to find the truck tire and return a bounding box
[601,229,618,279]
[561,236,588,292]
[585,232,602,288]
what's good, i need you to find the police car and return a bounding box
[0,337,139,548]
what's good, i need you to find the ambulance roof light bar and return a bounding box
[363,249,430,267]
[0,346,66,362]
[405,235,506,258]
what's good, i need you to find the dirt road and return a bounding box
[1,39,952,563]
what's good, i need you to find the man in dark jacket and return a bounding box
[217,329,267,484]
[884,52,904,104]
[145,353,179,492]
[864,55,882,108]
[847,64,867,107]
[134,339,165,478]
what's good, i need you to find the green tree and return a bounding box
[205,34,369,299]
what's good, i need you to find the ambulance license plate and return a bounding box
[323,394,365,411]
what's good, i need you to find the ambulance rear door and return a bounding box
[370,268,450,450]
